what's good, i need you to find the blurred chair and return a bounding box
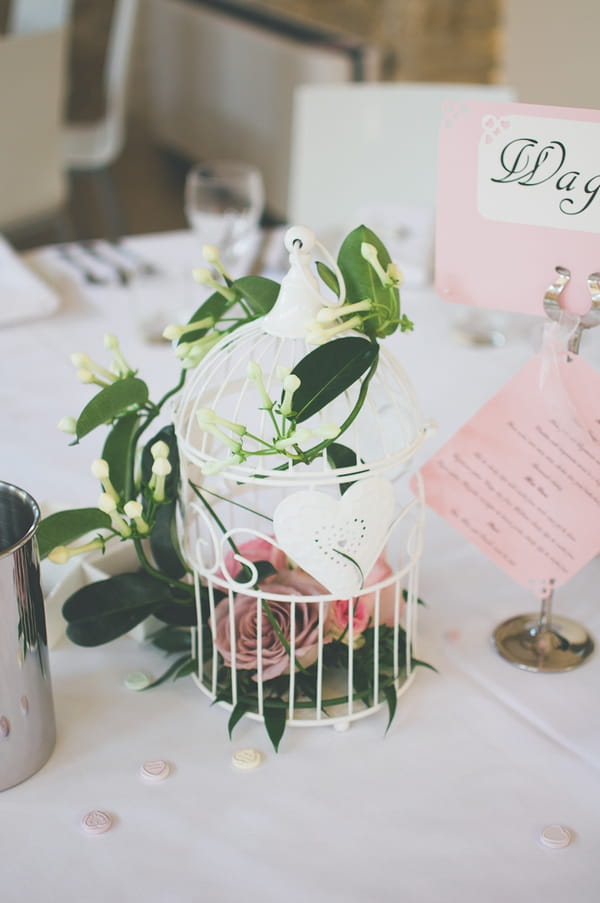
[0,26,69,238]
[63,0,140,236]
[288,82,516,236]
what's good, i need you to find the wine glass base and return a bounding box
[492,613,595,673]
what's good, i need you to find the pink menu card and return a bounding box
[436,100,600,316]
[420,353,600,595]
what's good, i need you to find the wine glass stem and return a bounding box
[537,589,553,633]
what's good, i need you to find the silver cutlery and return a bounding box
[56,245,107,285]
[110,240,162,277]
[81,241,132,286]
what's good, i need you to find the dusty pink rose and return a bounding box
[220,536,288,582]
[213,568,323,680]
[325,553,397,641]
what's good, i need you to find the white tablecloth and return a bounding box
[1,231,599,902]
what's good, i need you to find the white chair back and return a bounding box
[63,0,139,170]
[6,0,71,34]
[0,26,68,232]
[288,82,516,234]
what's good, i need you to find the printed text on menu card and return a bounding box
[420,354,600,594]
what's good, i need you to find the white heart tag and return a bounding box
[273,477,394,596]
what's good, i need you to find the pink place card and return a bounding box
[436,100,600,316]
[419,353,600,595]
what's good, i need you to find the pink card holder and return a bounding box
[436,100,600,316]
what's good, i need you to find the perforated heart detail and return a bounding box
[273,477,394,596]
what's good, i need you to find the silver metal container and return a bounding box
[0,482,55,791]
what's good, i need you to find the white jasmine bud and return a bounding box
[91,458,119,502]
[104,333,134,376]
[97,492,117,514]
[314,423,341,440]
[316,299,371,323]
[192,268,236,302]
[71,351,115,383]
[276,365,291,382]
[47,536,105,564]
[280,374,301,417]
[91,459,110,480]
[150,440,170,460]
[162,316,214,341]
[387,263,404,286]
[76,367,105,386]
[247,360,273,410]
[152,458,172,477]
[151,457,172,502]
[97,492,130,537]
[361,242,391,286]
[275,427,313,450]
[124,500,150,535]
[200,454,243,475]
[57,416,77,434]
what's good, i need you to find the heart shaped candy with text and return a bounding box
[273,477,394,597]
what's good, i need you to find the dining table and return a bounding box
[1,227,599,902]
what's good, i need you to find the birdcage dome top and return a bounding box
[173,227,431,489]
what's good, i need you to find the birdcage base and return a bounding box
[192,669,416,730]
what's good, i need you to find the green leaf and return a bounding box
[37,508,111,560]
[263,706,287,753]
[154,594,197,627]
[228,701,251,738]
[233,275,280,315]
[383,683,397,735]
[143,654,194,689]
[174,658,197,680]
[315,261,340,297]
[149,625,192,654]
[338,224,399,338]
[290,336,378,423]
[179,291,229,345]
[402,588,427,607]
[149,502,187,579]
[76,377,149,440]
[101,412,140,496]
[325,442,366,494]
[63,572,174,646]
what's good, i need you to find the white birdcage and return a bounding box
[172,226,432,732]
